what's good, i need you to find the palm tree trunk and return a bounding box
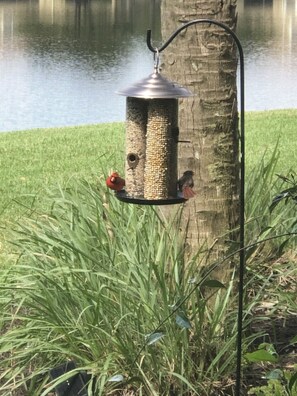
[161,0,239,278]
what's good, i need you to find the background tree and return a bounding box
[161,0,239,278]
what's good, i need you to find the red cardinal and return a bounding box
[177,170,196,199]
[106,172,125,191]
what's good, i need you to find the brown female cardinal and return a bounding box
[177,170,196,199]
[106,172,125,191]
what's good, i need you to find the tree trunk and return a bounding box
[161,0,239,279]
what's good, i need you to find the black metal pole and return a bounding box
[147,19,245,396]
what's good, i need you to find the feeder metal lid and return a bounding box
[116,71,193,99]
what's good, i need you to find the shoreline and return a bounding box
[0,108,296,135]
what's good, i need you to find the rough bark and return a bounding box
[161,0,239,278]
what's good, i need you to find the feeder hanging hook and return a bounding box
[153,49,160,73]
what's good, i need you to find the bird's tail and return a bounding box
[183,187,196,199]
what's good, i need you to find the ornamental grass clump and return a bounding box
[1,178,260,395]
[244,145,297,260]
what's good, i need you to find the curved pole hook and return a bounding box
[148,19,245,396]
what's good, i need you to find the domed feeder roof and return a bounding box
[117,71,193,99]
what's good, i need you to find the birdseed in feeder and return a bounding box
[144,99,178,200]
[125,97,147,197]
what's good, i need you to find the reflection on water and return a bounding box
[0,0,296,132]
[0,0,161,132]
[237,0,297,110]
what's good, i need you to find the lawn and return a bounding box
[0,122,125,222]
[245,109,296,172]
[0,109,296,223]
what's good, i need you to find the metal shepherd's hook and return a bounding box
[147,19,245,396]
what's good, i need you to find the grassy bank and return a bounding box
[0,109,296,223]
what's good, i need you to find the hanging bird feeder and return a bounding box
[116,53,193,205]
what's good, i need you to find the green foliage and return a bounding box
[248,369,297,396]
[246,344,297,396]
[244,158,297,396]
[245,343,278,364]
[270,173,297,213]
[1,178,257,395]
[248,380,291,396]
[245,145,296,260]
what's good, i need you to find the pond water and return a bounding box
[0,0,296,132]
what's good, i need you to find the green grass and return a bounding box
[0,122,125,222]
[245,109,297,173]
[0,109,296,223]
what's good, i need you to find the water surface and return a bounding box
[0,0,296,132]
[237,0,297,111]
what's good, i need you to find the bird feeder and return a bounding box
[116,58,193,205]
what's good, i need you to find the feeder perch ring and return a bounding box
[115,190,186,205]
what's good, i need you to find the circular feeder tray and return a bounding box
[115,190,186,205]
